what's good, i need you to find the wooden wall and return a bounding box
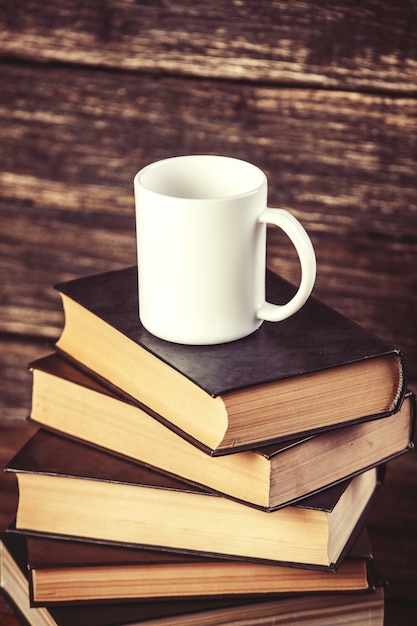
[1,2,417,623]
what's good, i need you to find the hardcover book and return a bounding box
[54,266,405,455]
[29,354,415,510]
[6,429,381,571]
[0,533,385,626]
[13,527,373,605]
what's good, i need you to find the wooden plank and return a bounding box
[1,63,416,376]
[0,64,415,229]
[0,1,417,92]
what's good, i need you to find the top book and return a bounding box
[54,266,405,455]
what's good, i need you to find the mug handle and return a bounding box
[256,208,317,322]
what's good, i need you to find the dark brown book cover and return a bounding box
[29,354,415,511]
[1,533,385,626]
[5,429,383,571]
[21,526,372,569]
[55,267,404,398]
[1,533,253,625]
[4,526,373,606]
[30,354,415,464]
[54,266,406,454]
[5,427,373,513]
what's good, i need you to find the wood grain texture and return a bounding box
[0,0,416,92]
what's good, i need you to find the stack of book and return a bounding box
[1,266,414,626]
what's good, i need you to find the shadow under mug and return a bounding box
[134,155,316,345]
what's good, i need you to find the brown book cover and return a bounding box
[5,429,382,571]
[23,525,373,569]
[54,266,406,455]
[8,526,373,605]
[0,533,385,626]
[30,354,415,511]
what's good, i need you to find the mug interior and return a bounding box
[138,155,265,200]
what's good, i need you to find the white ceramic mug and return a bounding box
[134,155,316,345]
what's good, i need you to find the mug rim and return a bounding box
[134,155,267,201]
